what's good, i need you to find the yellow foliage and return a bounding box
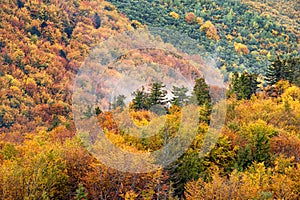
[199,20,214,31]
[281,85,300,101]
[196,17,204,25]
[226,34,234,41]
[170,11,180,19]
[131,20,144,29]
[234,42,249,54]
[200,21,220,41]
[120,190,138,200]
[185,162,298,199]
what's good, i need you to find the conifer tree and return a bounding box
[192,78,211,108]
[229,71,260,100]
[131,87,148,111]
[93,13,101,29]
[171,86,189,107]
[266,56,286,85]
[266,56,300,86]
[112,95,126,111]
[148,82,168,108]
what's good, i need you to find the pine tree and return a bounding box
[148,82,168,108]
[287,56,300,86]
[229,71,260,100]
[266,55,300,86]
[112,95,126,111]
[131,87,148,111]
[17,0,24,8]
[192,78,211,107]
[147,82,168,115]
[171,86,189,107]
[266,56,285,85]
[93,13,101,29]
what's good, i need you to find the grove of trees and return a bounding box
[0,0,299,199]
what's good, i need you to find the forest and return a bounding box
[0,0,299,199]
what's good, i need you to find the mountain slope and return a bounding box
[107,0,299,79]
[0,0,132,134]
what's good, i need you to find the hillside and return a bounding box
[0,0,300,199]
[0,0,132,134]
[107,0,300,80]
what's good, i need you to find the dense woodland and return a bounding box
[108,0,299,80]
[0,0,299,199]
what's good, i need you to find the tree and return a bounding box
[192,78,211,107]
[266,56,286,85]
[185,12,196,24]
[75,184,88,200]
[235,120,277,171]
[171,86,189,107]
[229,71,260,100]
[93,13,101,29]
[112,95,126,111]
[266,56,300,86]
[131,87,148,111]
[147,82,168,114]
[17,0,24,8]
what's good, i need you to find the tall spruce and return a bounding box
[229,71,260,100]
[93,13,101,29]
[266,56,286,85]
[171,86,189,107]
[192,78,211,107]
[112,95,126,111]
[131,87,148,111]
[148,82,168,108]
[266,55,300,86]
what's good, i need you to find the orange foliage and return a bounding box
[185,12,196,24]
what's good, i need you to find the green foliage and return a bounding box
[266,55,300,86]
[0,143,18,160]
[168,133,237,198]
[75,183,88,200]
[0,0,300,199]
[167,150,210,197]
[229,71,260,99]
[192,78,211,108]
[112,95,126,111]
[171,86,189,107]
[236,121,278,171]
[107,0,299,77]
[131,82,168,115]
[131,86,149,111]
[148,82,168,109]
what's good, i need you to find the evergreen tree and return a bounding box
[171,86,189,107]
[266,56,285,85]
[148,82,168,108]
[229,71,260,100]
[95,106,102,115]
[266,56,300,86]
[192,78,211,107]
[17,0,24,8]
[287,56,300,86]
[112,95,126,111]
[93,13,101,29]
[131,87,148,111]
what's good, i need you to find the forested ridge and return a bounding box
[108,0,299,80]
[0,0,300,199]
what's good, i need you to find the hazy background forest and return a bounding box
[0,0,299,199]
